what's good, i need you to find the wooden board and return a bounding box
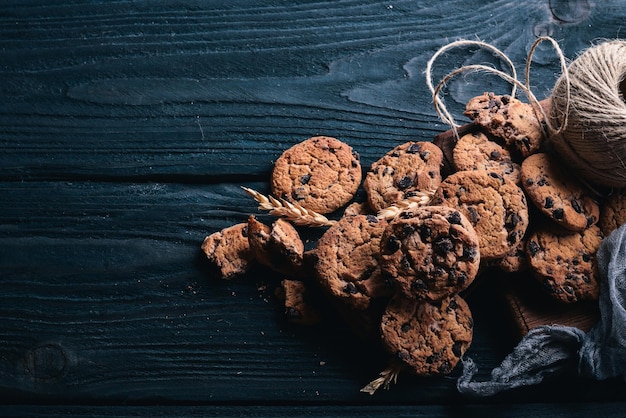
[2,1,626,415]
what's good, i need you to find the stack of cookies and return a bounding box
[200,93,626,393]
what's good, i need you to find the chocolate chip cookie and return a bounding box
[247,215,304,276]
[526,222,602,303]
[599,188,626,236]
[201,223,254,279]
[380,294,473,376]
[521,153,600,232]
[271,136,362,214]
[452,131,521,184]
[363,141,443,212]
[379,205,480,301]
[464,92,545,158]
[431,169,529,260]
[315,214,392,310]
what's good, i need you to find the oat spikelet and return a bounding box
[241,186,336,227]
[377,189,436,220]
[360,362,405,395]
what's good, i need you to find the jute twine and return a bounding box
[427,37,626,188]
[550,40,626,188]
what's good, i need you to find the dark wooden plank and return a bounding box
[2,1,626,179]
[3,402,626,418]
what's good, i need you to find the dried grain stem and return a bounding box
[377,190,435,220]
[360,361,405,395]
[241,186,336,227]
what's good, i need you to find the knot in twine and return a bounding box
[550,40,626,188]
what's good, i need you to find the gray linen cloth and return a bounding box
[457,222,626,396]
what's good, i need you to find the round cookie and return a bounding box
[247,215,304,276]
[521,153,600,232]
[379,205,480,301]
[452,131,521,184]
[526,223,602,303]
[315,214,392,310]
[431,169,529,260]
[363,141,443,212]
[271,136,362,214]
[380,294,473,376]
[599,188,626,236]
[464,92,545,158]
[201,223,254,279]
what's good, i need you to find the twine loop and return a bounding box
[426,36,626,188]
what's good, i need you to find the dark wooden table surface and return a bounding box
[3,1,626,416]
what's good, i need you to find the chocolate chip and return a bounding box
[488,98,501,111]
[343,282,359,294]
[300,174,311,185]
[401,322,412,332]
[419,151,431,160]
[397,175,413,190]
[467,207,480,223]
[401,223,416,238]
[452,341,463,357]
[582,253,591,262]
[418,224,432,242]
[426,352,441,364]
[528,240,541,256]
[544,197,554,209]
[411,278,428,291]
[406,143,421,154]
[461,246,478,262]
[400,255,411,270]
[447,211,462,225]
[438,360,452,374]
[489,171,504,182]
[571,199,582,213]
[507,231,518,244]
[385,236,400,253]
[291,188,306,201]
[586,216,596,227]
[505,212,521,228]
[552,208,565,220]
[366,214,379,224]
[563,285,575,295]
[490,150,501,160]
[537,177,549,187]
[434,237,454,256]
[526,178,534,186]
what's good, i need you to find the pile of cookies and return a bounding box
[201,92,626,393]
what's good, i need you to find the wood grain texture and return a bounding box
[3,0,626,414]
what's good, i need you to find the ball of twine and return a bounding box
[549,40,626,188]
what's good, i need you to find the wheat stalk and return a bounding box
[360,361,405,395]
[377,189,436,220]
[241,186,336,227]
